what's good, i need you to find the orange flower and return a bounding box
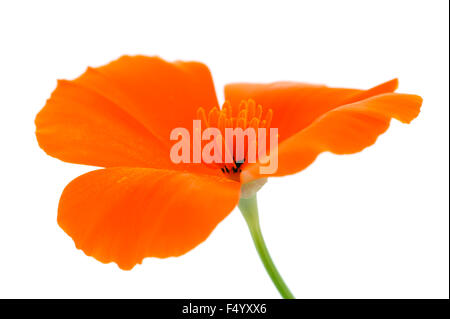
[35,55,422,297]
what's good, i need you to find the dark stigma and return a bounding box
[221,157,245,174]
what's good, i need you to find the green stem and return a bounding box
[238,194,295,299]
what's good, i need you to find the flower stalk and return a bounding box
[238,194,295,299]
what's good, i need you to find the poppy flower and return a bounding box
[35,55,422,298]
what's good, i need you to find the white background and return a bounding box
[0,0,448,298]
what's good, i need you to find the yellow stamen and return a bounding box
[208,107,219,127]
[196,107,208,128]
[196,99,274,176]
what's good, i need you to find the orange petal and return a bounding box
[58,167,240,270]
[36,55,218,171]
[77,55,219,143]
[36,80,171,168]
[241,93,422,182]
[225,79,398,143]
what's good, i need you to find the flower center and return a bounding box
[196,99,273,179]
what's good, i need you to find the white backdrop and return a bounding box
[0,0,448,298]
